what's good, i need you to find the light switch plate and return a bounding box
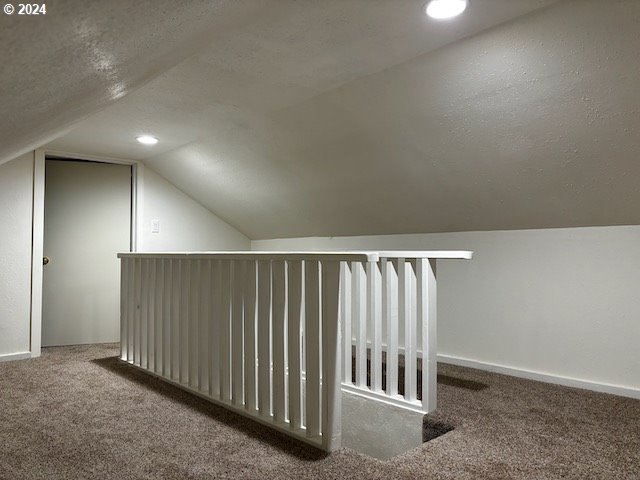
[151,219,160,233]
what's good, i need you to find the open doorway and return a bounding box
[41,158,132,346]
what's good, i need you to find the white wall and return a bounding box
[0,153,35,360]
[253,226,640,396]
[141,167,250,251]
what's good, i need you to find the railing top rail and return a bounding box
[117,250,473,261]
[377,250,473,259]
[117,251,379,262]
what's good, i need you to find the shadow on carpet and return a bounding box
[92,356,329,461]
[436,374,488,391]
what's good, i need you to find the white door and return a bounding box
[42,159,131,346]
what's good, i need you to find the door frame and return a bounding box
[30,149,144,357]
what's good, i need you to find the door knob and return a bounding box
[43,256,50,266]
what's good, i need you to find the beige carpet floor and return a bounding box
[0,344,638,479]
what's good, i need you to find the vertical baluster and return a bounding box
[305,260,321,438]
[127,259,135,363]
[147,259,156,372]
[243,261,257,411]
[321,260,342,450]
[189,260,199,389]
[210,261,221,397]
[151,259,164,373]
[287,260,302,431]
[405,260,417,401]
[368,260,382,392]
[171,259,182,381]
[199,260,211,393]
[141,259,149,369]
[386,260,398,396]
[163,259,172,378]
[418,258,437,412]
[340,262,352,384]
[180,260,190,384]
[148,259,157,373]
[154,259,162,374]
[232,260,244,405]
[397,259,406,375]
[352,261,367,388]
[257,260,272,416]
[134,258,142,366]
[220,260,231,401]
[272,260,286,423]
[398,258,414,400]
[120,259,128,361]
[171,259,181,381]
[397,258,407,397]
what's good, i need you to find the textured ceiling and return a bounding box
[47,0,556,161]
[39,1,640,239]
[0,0,272,164]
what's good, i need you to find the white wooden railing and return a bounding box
[118,251,471,451]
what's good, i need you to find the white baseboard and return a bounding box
[0,351,31,363]
[437,354,640,400]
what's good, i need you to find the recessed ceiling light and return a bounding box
[136,135,159,145]
[425,0,468,20]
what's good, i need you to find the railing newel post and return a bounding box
[321,260,341,451]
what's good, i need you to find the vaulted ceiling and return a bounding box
[4,0,640,239]
[0,0,277,164]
